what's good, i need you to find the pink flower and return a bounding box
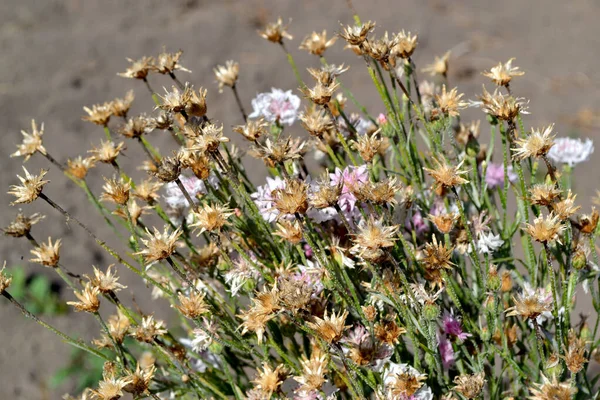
[405,210,429,236]
[547,137,594,166]
[249,88,301,126]
[438,334,455,368]
[303,243,313,258]
[330,165,369,212]
[377,113,388,125]
[441,311,471,341]
[485,163,517,189]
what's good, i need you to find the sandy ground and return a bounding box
[2,0,600,398]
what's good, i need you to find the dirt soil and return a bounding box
[1,0,600,398]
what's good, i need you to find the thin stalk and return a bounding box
[231,84,247,122]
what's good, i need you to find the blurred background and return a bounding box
[1,0,600,398]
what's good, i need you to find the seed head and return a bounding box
[253,363,287,396]
[100,176,131,206]
[112,200,151,226]
[82,102,112,126]
[179,149,212,179]
[29,237,61,267]
[189,203,234,234]
[158,84,193,113]
[392,30,418,59]
[151,155,181,182]
[577,208,599,234]
[529,183,561,206]
[2,211,44,238]
[453,372,486,399]
[108,89,135,118]
[86,264,127,294]
[374,320,406,345]
[351,216,399,262]
[238,308,274,343]
[130,316,167,343]
[435,85,467,117]
[528,374,575,400]
[273,220,303,244]
[135,226,182,263]
[386,364,427,398]
[307,309,350,344]
[524,213,565,244]
[506,287,552,320]
[299,107,333,139]
[428,212,459,234]
[67,156,96,180]
[67,283,100,313]
[294,350,329,392]
[251,136,306,167]
[363,31,396,65]
[424,158,469,195]
[12,119,46,161]
[119,114,155,138]
[513,125,556,160]
[310,176,342,209]
[191,123,229,154]
[88,140,126,164]
[422,51,451,77]
[352,130,385,163]
[259,17,293,44]
[0,262,12,293]
[272,179,309,216]
[552,191,580,221]
[104,309,131,345]
[422,235,455,278]
[155,48,190,75]
[339,21,376,46]
[483,58,524,87]
[478,86,528,121]
[152,111,174,130]
[233,118,268,142]
[186,87,208,117]
[133,178,162,204]
[300,30,337,56]
[214,60,239,92]
[118,56,155,80]
[89,372,132,400]
[301,81,340,105]
[123,362,156,396]
[277,275,312,313]
[8,167,49,205]
[175,291,210,319]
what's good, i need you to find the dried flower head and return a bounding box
[363,31,396,65]
[191,123,229,154]
[528,183,561,206]
[118,56,155,80]
[233,118,268,142]
[130,316,167,343]
[374,320,407,345]
[351,216,399,262]
[67,283,100,313]
[67,156,96,180]
[153,111,173,130]
[273,179,309,216]
[306,309,350,343]
[308,64,349,87]
[422,51,451,77]
[158,84,193,113]
[133,178,162,204]
[189,203,234,234]
[274,219,303,244]
[385,363,428,398]
[175,291,210,319]
[119,114,155,138]
[88,140,126,164]
[186,87,208,117]
[300,30,337,56]
[478,86,528,121]
[135,226,182,263]
[214,60,239,92]
[552,191,580,221]
[339,21,376,46]
[123,362,156,396]
[456,120,481,146]
[435,85,467,117]
[238,308,274,343]
[562,329,588,374]
[29,237,61,267]
[0,262,12,293]
[422,234,455,282]
[253,363,287,396]
[577,208,599,234]
[483,58,524,87]
[2,211,44,238]
[392,30,418,59]
[506,286,552,320]
[301,81,340,105]
[89,371,132,400]
[524,213,565,244]
[82,102,113,126]
[8,167,49,205]
[428,213,459,234]
[294,350,329,392]
[151,155,181,182]
[12,119,46,161]
[100,176,131,206]
[299,107,333,139]
[352,130,385,163]
[252,136,306,167]
[453,372,486,399]
[155,48,190,75]
[109,90,135,118]
[259,17,293,44]
[424,158,469,195]
[528,375,576,400]
[86,264,127,294]
[513,125,556,160]
[113,200,150,226]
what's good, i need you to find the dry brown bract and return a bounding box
[233,118,269,142]
[155,49,190,75]
[339,21,376,46]
[253,363,287,397]
[453,372,486,399]
[112,200,150,226]
[300,30,337,56]
[528,375,575,400]
[12,119,46,161]
[88,140,126,164]
[82,102,113,126]
[67,156,96,179]
[100,176,131,206]
[118,56,155,80]
[86,264,127,294]
[8,167,49,205]
[133,178,162,204]
[424,158,469,195]
[478,86,528,121]
[191,123,229,154]
[513,125,555,160]
[214,60,239,92]
[189,203,234,234]
[552,191,580,221]
[2,211,44,237]
[524,213,565,244]
[306,309,350,343]
[175,291,210,319]
[67,283,100,313]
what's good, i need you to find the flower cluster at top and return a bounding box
[3,12,600,400]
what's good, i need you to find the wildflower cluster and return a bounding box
[3,10,600,400]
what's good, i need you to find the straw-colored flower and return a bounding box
[273,220,303,244]
[253,363,287,396]
[8,167,49,205]
[29,237,61,267]
[422,51,451,77]
[67,283,101,313]
[392,30,418,59]
[454,372,486,399]
[233,118,268,142]
[118,56,155,80]
[130,316,167,343]
[273,179,309,216]
[506,287,552,320]
[251,136,306,167]
[82,102,112,126]
[482,58,524,87]
[89,372,132,400]
[175,291,210,319]
[300,30,337,56]
[528,374,575,400]
[214,60,239,92]
[112,200,150,226]
[88,140,126,164]
[191,123,229,154]
[0,262,12,293]
[562,329,588,374]
[435,85,467,117]
[552,191,580,221]
[133,178,162,204]
[12,119,46,161]
[100,177,131,206]
[135,226,182,263]
[524,213,565,244]
[259,17,293,44]
[155,49,190,75]
[119,114,155,138]
[123,362,156,396]
[352,130,385,163]
[294,350,329,393]
[67,156,96,180]
[2,211,44,238]
[424,158,469,194]
[339,21,376,46]
[513,125,556,160]
[86,264,127,294]
[151,155,181,183]
[189,203,234,234]
[306,309,350,343]
[109,90,135,118]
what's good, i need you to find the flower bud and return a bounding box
[209,341,224,355]
[423,303,440,321]
[572,249,588,270]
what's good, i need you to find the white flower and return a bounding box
[547,137,594,166]
[249,88,301,125]
[224,254,261,296]
[476,232,504,254]
[163,175,219,225]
